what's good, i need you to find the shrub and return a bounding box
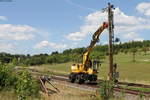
[0,64,41,100]
[99,80,114,100]
[0,64,17,90]
[15,71,40,100]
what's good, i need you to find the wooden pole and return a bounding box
[108,3,114,81]
[39,77,48,94]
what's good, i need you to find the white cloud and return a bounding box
[0,16,7,21]
[34,41,68,49]
[122,32,143,41]
[0,33,34,40]
[65,7,150,41]
[0,42,20,54]
[0,43,15,49]
[65,32,85,41]
[136,2,150,16]
[114,8,146,25]
[0,24,36,40]
[65,10,107,41]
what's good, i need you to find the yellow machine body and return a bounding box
[71,63,94,74]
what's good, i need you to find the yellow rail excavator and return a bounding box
[69,22,108,84]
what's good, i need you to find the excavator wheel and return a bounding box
[78,79,84,84]
[70,78,76,83]
[69,73,76,83]
[77,74,85,84]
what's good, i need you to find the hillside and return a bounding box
[0,40,150,66]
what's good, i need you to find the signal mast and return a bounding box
[103,3,115,81]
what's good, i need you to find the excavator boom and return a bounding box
[82,22,108,67]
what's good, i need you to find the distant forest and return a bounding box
[0,40,150,66]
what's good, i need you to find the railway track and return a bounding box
[52,75,150,97]
[15,67,150,97]
[98,79,150,88]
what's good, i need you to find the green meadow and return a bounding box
[31,51,150,84]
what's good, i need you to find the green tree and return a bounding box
[130,48,138,62]
[142,47,149,55]
[12,58,18,66]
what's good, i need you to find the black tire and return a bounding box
[69,73,76,83]
[77,74,85,84]
[70,78,75,83]
[78,79,84,84]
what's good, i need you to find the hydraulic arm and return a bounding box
[82,22,108,69]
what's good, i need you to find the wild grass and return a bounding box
[2,52,149,100]
[29,51,150,84]
[0,90,40,100]
[0,90,17,100]
[99,52,150,84]
[41,83,97,100]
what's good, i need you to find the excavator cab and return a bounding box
[92,60,101,73]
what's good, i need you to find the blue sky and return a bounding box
[0,0,150,54]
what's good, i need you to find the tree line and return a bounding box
[0,40,150,66]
